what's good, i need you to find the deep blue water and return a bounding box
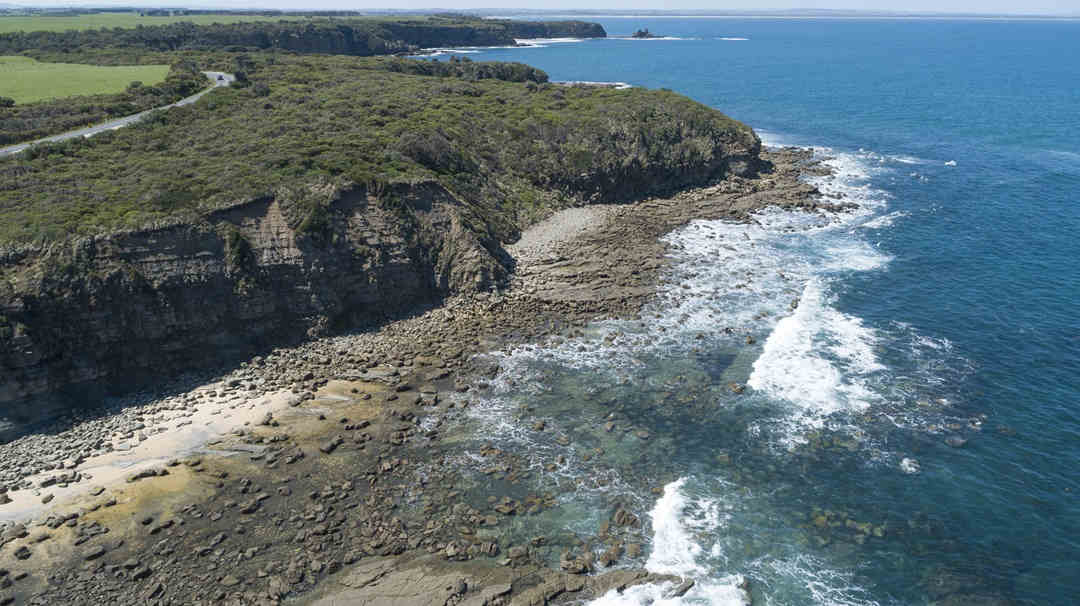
[438,18,1080,605]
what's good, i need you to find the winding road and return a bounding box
[0,71,234,158]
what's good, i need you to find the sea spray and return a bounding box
[747,278,882,428]
[590,479,751,606]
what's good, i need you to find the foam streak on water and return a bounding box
[514,37,587,46]
[747,278,881,424]
[645,479,708,577]
[591,479,751,606]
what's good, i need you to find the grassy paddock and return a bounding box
[0,12,308,34]
[0,55,170,103]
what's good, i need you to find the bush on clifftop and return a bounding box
[0,53,758,246]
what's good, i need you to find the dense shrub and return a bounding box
[0,16,604,57]
[0,54,757,246]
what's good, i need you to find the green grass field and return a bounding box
[0,55,170,103]
[0,12,309,34]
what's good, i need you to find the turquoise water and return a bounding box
[437,18,1080,605]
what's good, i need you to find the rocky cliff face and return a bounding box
[0,183,506,424]
[503,21,608,39]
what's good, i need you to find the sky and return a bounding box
[8,0,1080,16]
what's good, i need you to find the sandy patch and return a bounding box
[0,387,300,524]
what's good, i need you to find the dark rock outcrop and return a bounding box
[504,20,608,39]
[0,182,503,424]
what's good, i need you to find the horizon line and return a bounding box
[1,5,1078,19]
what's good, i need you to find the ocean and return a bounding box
[432,17,1080,606]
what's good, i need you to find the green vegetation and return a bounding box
[0,53,756,247]
[0,12,308,35]
[0,59,206,145]
[0,55,170,103]
[0,16,604,143]
[0,16,605,58]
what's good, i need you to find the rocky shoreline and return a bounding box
[0,147,837,606]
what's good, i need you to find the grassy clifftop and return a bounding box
[0,54,759,247]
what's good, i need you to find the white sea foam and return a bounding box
[590,479,750,606]
[751,554,882,606]
[557,80,633,89]
[859,210,907,230]
[856,148,930,166]
[747,279,881,425]
[718,37,750,40]
[912,333,952,351]
[705,147,894,447]
[822,240,892,272]
[646,479,708,576]
[416,48,484,57]
[757,130,801,148]
[514,37,587,46]
[1045,148,1080,162]
[588,480,884,606]
[590,578,751,606]
[613,36,696,41]
[889,154,925,164]
[806,153,888,219]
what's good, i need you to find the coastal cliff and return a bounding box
[0,55,761,424]
[0,184,496,419]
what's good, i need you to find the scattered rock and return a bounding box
[84,544,107,560]
[319,436,344,454]
[220,574,241,587]
[666,578,695,598]
[126,467,167,483]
